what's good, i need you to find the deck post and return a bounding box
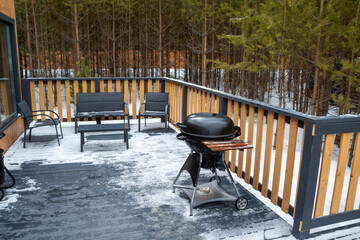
[182,86,188,120]
[161,79,165,93]
[292,122,323,239]
[21,79,32,111]
[95,79,100,93]
[219,96,227,115]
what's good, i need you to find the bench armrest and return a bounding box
[138,103,145,115]
[165,104,169,114]
[124,103,130,116]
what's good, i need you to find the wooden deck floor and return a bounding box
[0,122,358,239]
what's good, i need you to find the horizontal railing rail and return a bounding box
[22,77,360,239]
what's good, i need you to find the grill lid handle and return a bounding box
[176,122,187,129]
[176,133,187,141]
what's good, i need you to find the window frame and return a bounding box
[0,12,21,132]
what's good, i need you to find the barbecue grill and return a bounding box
[173,113,252,216]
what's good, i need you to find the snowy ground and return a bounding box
[1,120,360,239]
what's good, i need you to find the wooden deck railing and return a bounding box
[22,77,360,239]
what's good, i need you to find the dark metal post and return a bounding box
[219,96,228,115]
[95,79,100,93]
[182,86,188,120]
[292,122,323,239]
[21,79,32,111]
[161,79,166,93]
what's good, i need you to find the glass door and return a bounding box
[0,22,16,127]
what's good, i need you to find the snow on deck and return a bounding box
[0,120,359,239]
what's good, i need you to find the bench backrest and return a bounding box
[145,92,169,112]
[76,92,125,113]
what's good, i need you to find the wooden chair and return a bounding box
[138,92,169,131]
[17,101,63,148]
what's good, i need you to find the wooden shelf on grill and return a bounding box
[202,139,253,152]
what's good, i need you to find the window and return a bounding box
[0,21,17,128]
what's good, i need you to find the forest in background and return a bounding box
[15,0,360,116]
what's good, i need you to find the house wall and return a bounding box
[0,0,24,153]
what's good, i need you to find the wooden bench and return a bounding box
[75,92,129,134]
[78,123,130,152]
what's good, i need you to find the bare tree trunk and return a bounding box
[201,0,207,86]
[25,1,34,77]
[31,0,41,76]
[74,3,80,67]
[112,0,116,77]
[310,0,324,115]
[159,0,163,77]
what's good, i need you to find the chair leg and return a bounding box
[145,118,146,127]
[55,125,60,146]
[23,128,27,148]
[59,121,64,138]
[75,119,78,134]
[29,129,32,141]
[138,115,141,132]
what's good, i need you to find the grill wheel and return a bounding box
[235,197,248,210]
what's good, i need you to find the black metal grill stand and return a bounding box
[173,151,246,216]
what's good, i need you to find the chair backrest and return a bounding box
[17,101,34,127]
[145,92,169,111]
[76,92,125,113]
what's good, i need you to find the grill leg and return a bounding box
[190,153,203,216]
[172,169,183,193]
[222,152,241,197]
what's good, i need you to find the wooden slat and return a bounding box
[345,133,360,211]
[293,123,307,218]
[207,145,253,152]
[116,80,121,92]
[194,90,198,113]
[245,105,255,183]
[82,80,87,93]
[197,90,201,113]
[148,79,152,92]
[261,111,275,197]
[74,80,78,104]
[30,81,36,120]
[91,80,95,92]
[271,114,286,204]
[48,80,54,118]
[156,79,160,92]
[38,81,45,120]
[253,108,264,190]
[281,118,298,213]
[230,101,239,173]
[206,92,211,112]
[109,80,113,92]
[201,92,206,112]
[179,86,183,122]
[116,80,121,120]
[216,96,220,113]
[211,94,215,113]
[314,134,335,218]
[56,80,63,121]
[124,80,129,121]
[330,132,352,214]
[100,79,104,92]
[225,99,233,166]
[65,80,71,122]
[132,80,137,119]
[237,103,247,178]
[170,83,174,123]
